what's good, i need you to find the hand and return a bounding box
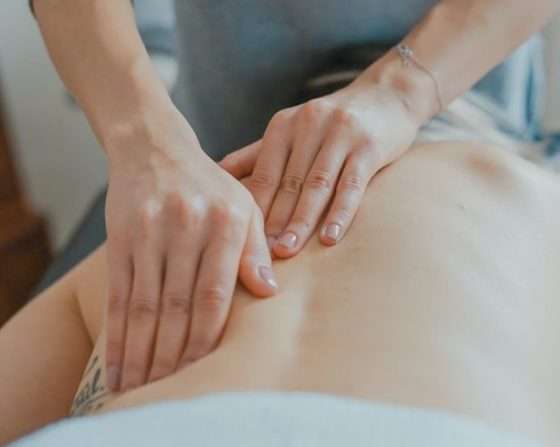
[104,111,277,392]
[220,77,421,258]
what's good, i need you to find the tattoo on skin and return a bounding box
[70,355,111,417]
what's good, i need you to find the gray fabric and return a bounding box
[172,0,437,160]
[32,2,173,295]
[32,190,107,295]
[12,392,541,446]
[134,0,177,56]
[171,1,545,161]
[32,1,546,293]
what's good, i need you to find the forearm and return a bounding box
[359,0,559,123]
[33,0,179,157]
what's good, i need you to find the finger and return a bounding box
[219,140,261,179]
[147,235,202,383]
[247,109,295,218]
[105,239,133,392]
[266,101,328,243]
[320,148,380,246]
[180,208,246,365]
[120,238,163,391]
[239,206,278,297]
[273,125,351,258]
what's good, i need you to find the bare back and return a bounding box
[71,142,560,445]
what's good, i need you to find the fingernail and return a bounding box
[323,223,341,242]
[277,232,297,249]
[258,265,278,289]
[266,236,276,251]
[107,366,121,391]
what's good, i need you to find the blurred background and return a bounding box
[0,0,177,323]
[0,1,558,324]
[0,0,177,250]
[3,1,559,252]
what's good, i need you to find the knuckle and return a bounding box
[301,99,327,121]
[305,169,332,191]
[209,203,232,225]
[186,201,207,227]
[210,205,246,235]
[196,286,228,315]
[280,174,304,194]
[210,203,236,224]
[270,109,292,128]
[228,211,247,234]
[162,293,190,315]
[128,296,159,319]
[137,205,159,239]
[107,293,128,314]
[361,134,377,149]
[338,174,365,193]
[333,108,356,127]
[354,138,380,166]
[249,169,276,192]
[164,192,191,226]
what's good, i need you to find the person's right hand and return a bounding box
[103,110,278,392]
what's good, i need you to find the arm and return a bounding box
[32,0,277,394]
[361,0,560,123]
[221,0,558,259]
[0,272,91,444]
[32,0,173,151]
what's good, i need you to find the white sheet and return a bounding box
[12,392,541,447]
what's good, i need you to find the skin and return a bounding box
[32,0,560,394]
[33,0,277,394]
[0,141,559,445]
[220,0,560,257]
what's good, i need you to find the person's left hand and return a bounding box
[219,77,422,258]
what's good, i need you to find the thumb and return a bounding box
[238,206,278,298]
[219,140,261,179]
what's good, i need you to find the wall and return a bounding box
[544,15,560,131]
[0,2,558,250]
[0,0,106,250]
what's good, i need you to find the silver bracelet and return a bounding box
[396,43,444,114]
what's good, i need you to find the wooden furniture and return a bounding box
[0,84,51,327]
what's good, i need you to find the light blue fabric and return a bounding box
[130,1,559,165]
[134,0,177,56]
[169,1,546,160]
[12,392,541,446]
[473,35,545,141]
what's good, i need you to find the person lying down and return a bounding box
[1,99,559,446]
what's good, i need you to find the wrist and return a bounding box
[356,48,440,124]
[103,100,201,168]
[80,56,195,159]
